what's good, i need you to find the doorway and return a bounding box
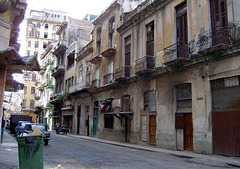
[149,114,156,145]
[77,106,81,135]
[184,113,193,151]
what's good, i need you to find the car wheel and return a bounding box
[65,132,67,134]
[44,140,49,145]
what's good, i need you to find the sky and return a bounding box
[14,0,114,84]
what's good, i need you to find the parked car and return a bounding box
[56,125,68,134]
[15,121,31,136]
[22,123,50,145]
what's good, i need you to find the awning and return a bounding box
[0,47,40,72]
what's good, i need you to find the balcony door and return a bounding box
[124,35,131,77]
[176,2,188,58]
[210,0,229,45]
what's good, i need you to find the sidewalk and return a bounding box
[66,133,240,168]
[0,131,19,169]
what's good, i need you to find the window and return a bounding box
[24,86,27,94]
[96,27,101,56]
[176,83,192,112]
[44,32,48,38]
[108,17,115,48]
[176,2,188,58]
[144,90,156,112]
[78,65,83,84]
[77,29,82,37]
[107,61,113,74]
[67,52,74,69]
[43,42,47,49]
[52,33,56,40]
[86,65,91,87]
[34,41,39,48]
[52,25,56,31]
[34,51,38,57]
[28,41,31,47]
[65,77,74,92]
[35,31,40,38]
[31,87,35,94]
[32,74,36,81]
[27,50,30,56]
[104,114,114,129]
[30,100,35,109]
[124,35,131,77]
[146,21,154,56]
[45,24,48,29]
[22,100,26,108]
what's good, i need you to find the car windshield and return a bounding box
[21,122,31,127]
[31,125,46,131]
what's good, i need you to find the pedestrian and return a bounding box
[1,116,5,144]
[68,123,72,133]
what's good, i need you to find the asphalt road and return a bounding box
[44,133,233,169]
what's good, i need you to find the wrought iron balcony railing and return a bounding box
[91,79,100,88]
[114,66,131,81]
[163,42,189,64]
[104,73,113,85]
[196,26,240,53]
[135,55,155,74]
[52,64,65,77]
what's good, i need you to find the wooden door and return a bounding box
[146,22,154,56]
[210,0,229,45]
[213,111,240,156]
[149,115,156,145]
[176,2,188,59]
[184,113,193,151]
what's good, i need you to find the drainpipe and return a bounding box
[0,0,12,13]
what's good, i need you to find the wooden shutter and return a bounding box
[175,113,184,129]
[146,22,154,56]
[142,114,147,141]
[150,91,156,112]
[176,2,188,58]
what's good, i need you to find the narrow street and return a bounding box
[44,133,233,169]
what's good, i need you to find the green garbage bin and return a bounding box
[17,135,44,169]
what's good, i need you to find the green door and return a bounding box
[93,116,98,136]
[93,101,99,136]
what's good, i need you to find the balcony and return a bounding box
[34,94,40,100]
[134,55,155,75]
[89,56,102,64]
[52,40,67,55]
[69,82,89,94]
[101,47,116,58]
[91,79,100,88]
[163,42,189,66]
[50,92,63,104]
[39,67,46,75]
[104,73,113,85]
[37,83,46,91]
[46,83,54,89]
[52,64,65,77]
[196,27,240,55]
[114,66,131,81]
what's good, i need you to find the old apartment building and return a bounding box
[22,9,67,123]
[44,0,240,157]
[49,18,94,130]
